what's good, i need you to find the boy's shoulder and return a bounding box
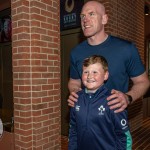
[77,89,85,97]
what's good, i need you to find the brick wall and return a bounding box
[12,0,61,149]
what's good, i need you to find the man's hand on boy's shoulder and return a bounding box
[107,89,129,113]
[68,92,79,107]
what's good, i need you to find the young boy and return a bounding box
[68,55,132,150]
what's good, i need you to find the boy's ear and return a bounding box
[102,14,108,25]
[104,71,109,81]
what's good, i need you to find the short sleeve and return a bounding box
[70,52,81,79]
[126,43,145,77]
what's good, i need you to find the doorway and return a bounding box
[0,7,13,132]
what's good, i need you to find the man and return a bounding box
[68,0,150,113]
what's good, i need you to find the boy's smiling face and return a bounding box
[82,63,109,92]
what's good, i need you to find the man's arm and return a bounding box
[68,78,82,107]
[127,72,150,102]
[107,72,150,113]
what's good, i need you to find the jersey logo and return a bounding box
[121,119,128,129]
[98,105,105,115]
[75,105,80,111]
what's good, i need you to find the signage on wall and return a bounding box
[60,0,84,31]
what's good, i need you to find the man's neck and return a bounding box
[87,33,108,46]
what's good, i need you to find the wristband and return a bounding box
[126,94,133,104]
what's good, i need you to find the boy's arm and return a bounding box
[111,110,132,150]
[68,107,77,150]
[124,130,132,150]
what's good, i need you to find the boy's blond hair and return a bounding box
[83,55,108,72]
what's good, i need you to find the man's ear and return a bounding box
[104,71,109,81]
[102,14,108,25]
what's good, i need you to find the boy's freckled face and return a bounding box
[82,63,108,91]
